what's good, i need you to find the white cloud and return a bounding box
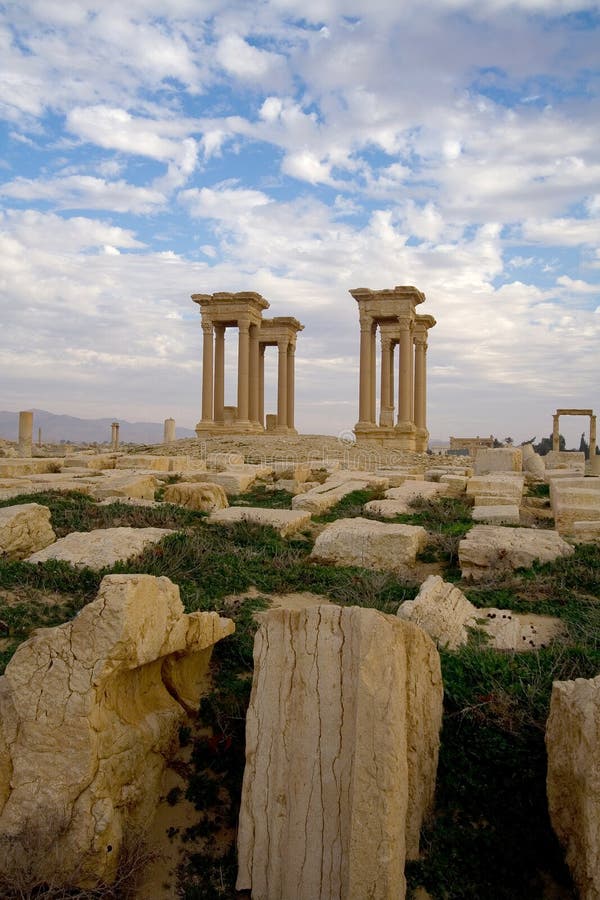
[215,34,286,83]
[521,217,600,247]
[0,175,166,213]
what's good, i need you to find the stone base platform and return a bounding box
[354,422,428,452]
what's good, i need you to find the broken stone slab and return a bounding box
[27,526,174,569]
[375,469,424,487]
[162,482,228,512]
[439,474,469,495]
[291,478,376,514]
[207,507,311,537]
[205,451,244,468]
[397,575,564,652]
[546,673,600,899]
[0,503,56,560]
[0,458,63,477]
[473,448,523,475]
[0,573,233,888]
[364,498,415,518]
[459,525,574,581]
[571,521,600,543]
[524,453,545,478]
[471,505,521,526]
[466,474,525,507]
[364,481,449,515]
[89,473,158,501]
[310,517,428,570]
[545,451,585,473]
[550,477,600,536]
[189,470,259,495]
[61,454,118,470]
[236,605,443,899]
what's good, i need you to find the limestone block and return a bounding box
[162,482,228,512]
[271,462,311,483]
[0,573,233,887]
[375,469,424,487]
[545,451,585,473]
[89,473,158,501]
[571,521,600,544]
[473,448,523,475]
[550,477,600,536]
[207,507,311,537]
[27,526,174,569]
[439,474,468,495]
[524,453,545,478]
[310,517,428,570]
[292,478,373,514]
[466,474,525,507]
[236,605,443,899]
[546,673,600,899]
[367,481,449,515]
[471,505,521,525]
[397,575,478,649]
[0,458,62,477]
[190,470,259,495]
[0,503,56,560]
[115,454,173,472]
[459,525,574,581]
[364,499,415,518]
[206,451,244,468]
[61,454,118,470]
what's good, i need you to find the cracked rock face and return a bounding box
[236,605,443,899]
[0,502,56,560]
[27,526,174,568]
[0,574,234,888]
[458,525,574,581]
[310,517,428,570]
[163,481,229,511]
[546,675,600,900]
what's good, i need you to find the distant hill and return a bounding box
[0,409,196,444]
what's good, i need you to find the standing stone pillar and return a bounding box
[590,415,597,460]
[214,325,225,425]
[201,321,214,423]
[237,320,251,424]
[163,418,176,444]
[370,322,377,426]
[258,345,266,428]
[18,411,33,458]
[37,428,42,448]
[111,422,120,451]
[389,343,395,413]
[277,339,289,431]
[287,342,296,432]
[380,336,393,427]
[414,331,428,452]
[249,324,260,426]
[358,316,373,425]
[398,318,413,425]
[553,414,560,452]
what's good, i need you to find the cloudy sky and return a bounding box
[1,0,599,445]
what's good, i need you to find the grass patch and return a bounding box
[527,482,550,498]
[312,487,384,523]
[229,484,294,509]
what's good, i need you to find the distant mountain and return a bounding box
[0,409,196,444]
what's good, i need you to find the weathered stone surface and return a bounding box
[385,481,449,503]
[439,474,469,495]
[545,451,585,473]
[459,525,573,581]
[61,454,117,470]
[0,458,62,477]
[190,470,260,495]
[398,575,563,651]
[375,469,424,487]
[291,470,387,514]
[311,517,428,570]
[0,503,56,560]
[571,521,600,543]
[206,451,244,468]
[89,472,158,501]
[471,505,521,525]
[236,605,443,899]
[27,526,174,569]
[550,477,600,537]
[466,474,525,507]
[162,481,228,512]
[0,574,233,888]
[397,575,478,649]
[546,673,600,899]
[207,506,311,537]
[115,454,189,473]
[524,453,545,478]
[473,448,523,475]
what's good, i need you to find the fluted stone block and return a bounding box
[236,605,443,899]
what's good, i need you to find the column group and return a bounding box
[351,286,436,452]
[192,293,303,435]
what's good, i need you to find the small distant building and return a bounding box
[449,435,495,457]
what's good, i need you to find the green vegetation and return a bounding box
[229,484,294,509]
[2,486,600,897]
[312,487,385,523]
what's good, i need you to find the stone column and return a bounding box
[201,321,214,423]
[397,318,413,424]
[379,335,393,427]
[258,345,266,428]
[287,342,296,431]
[18,411,33,458]
[358,315,373,425]
[414,331,428,452]
[163,418,176,444]
[111,422,120,451]
[370,322,377,425]
[277,339,288,431]
[249,324,260,426]
[37,427,42,448]
[389,343,395,412]
[590,415,597,460]
[237,320,251,423]
[552,414,560,452]
[214,325,225,424]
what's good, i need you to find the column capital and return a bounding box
[239,318,251,334]
[380,333,392,349]
[359,314,373,332]
[277,338,289,351]
[413,332,428,349]
[201,321,214,335]
[397,315,413,331]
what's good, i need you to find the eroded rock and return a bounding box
[207,506,311,537]
[0,503,56,560]
[236,605,443,899]
[163,481,228,512]
[459,525,573,581]
[27,526,174,569]
[0,574,234,888]
[311,516,428,570]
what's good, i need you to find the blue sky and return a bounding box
[0,0,599,445]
